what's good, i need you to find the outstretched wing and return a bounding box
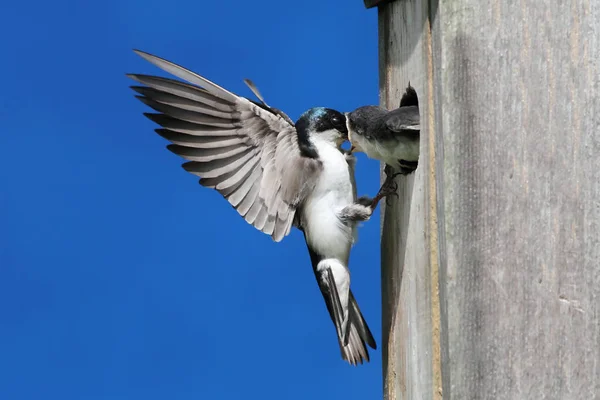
[128,50,322,242]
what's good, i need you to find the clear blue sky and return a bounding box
[0,1,384,398]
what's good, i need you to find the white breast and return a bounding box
[353,133,419,168]
[302,139,355,262]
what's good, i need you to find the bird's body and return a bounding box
[128,50,376,364]
[296,141,376,363]
[348,106,420,170]
[347,85,420,174]
[301,138,354,259]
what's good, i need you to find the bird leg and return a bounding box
[368,164,405,208]
[370,177,399,209]
[343,164,411,221]
[343,184,398,222]
[338,201,373,222]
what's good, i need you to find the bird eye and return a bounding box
[331,115,341,125]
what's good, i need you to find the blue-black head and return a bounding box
[294,107,348,158]
[295,107,348,140]
[347,105,388,139]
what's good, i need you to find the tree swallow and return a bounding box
[127,50,387,364]
[346,84,420,190]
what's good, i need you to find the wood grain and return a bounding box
[379,0,600,399]
[435,1,600,398]
[378,1,438,399]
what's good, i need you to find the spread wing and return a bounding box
[128,50,323,242]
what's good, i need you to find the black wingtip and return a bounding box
[129,85,147,95]
[134,95,154,109]
[154,128,171,140]
[182,161,200,173]
[166,144,182,155]
[143,113,169,126]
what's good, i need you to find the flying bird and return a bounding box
[346,84,420,191]
[127,50,390,364]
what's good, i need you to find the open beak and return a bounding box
[349,145,356,154]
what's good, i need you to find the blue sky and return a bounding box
[0,1,383,398]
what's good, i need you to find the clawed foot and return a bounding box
[371,174,399,209]
[366,162,418,210]
[383,165,402,184]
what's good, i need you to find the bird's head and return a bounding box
[345,106,384,153]
[295,107,348,146]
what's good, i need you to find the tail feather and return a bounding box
[316,267,376,365]
[339,290,377,365]
[303,235,376,365]
[348,291,377,349]
[343,321,369,364]
[320,267,348,344]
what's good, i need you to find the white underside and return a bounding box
[302,135,356,262]
[350,129,419,169]
[300,133,372,361]
[302,135,357,339]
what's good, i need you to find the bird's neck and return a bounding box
[310,130,343,151]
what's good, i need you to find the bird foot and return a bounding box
[371,173,400,209]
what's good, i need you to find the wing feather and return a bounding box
[385,106,421,132]
[262,214,276,236]
[128,74,234,112]
[147,115,239,137]
[225,166,261,206]
[181,149,256,178]
[249,200,268,227]
[129,50,322,241]
[133,50,238,103]
[215,160,259,192]
[132,86,233,119]
[137,97,238,128]
[166,144,248,162]
[157,132,247,149]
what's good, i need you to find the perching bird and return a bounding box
[346,84,420,190]
[127,50,388,364]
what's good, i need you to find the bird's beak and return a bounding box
[349,145,356,154]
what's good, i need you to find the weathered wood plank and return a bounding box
[378,1,440,399]
[379,0,600,399]
[432,1,600,399]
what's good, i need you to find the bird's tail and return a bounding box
[309,255,377,365]
[339,290,377,365]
